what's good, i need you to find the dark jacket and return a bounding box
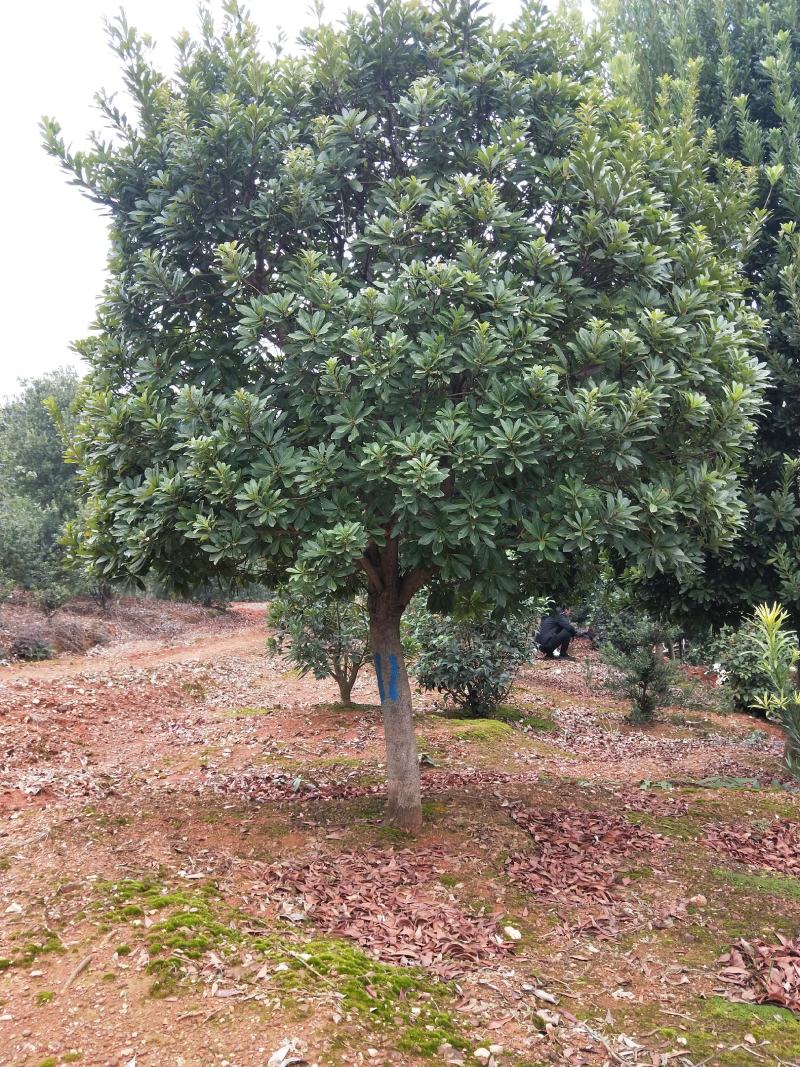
[536,613,576,651]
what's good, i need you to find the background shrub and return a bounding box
[410,602,540,717]
[8,631,54,661]
[0,370,92,608]
[710,622,789,713]
[268,588,371,707]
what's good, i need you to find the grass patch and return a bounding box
[715,868,800,902]
[267,937,468,1058]
[223,705,278,718]
[492,705,555,732]
[35,990,55,1005]
[446,718,514,742]
[1,928,64,970]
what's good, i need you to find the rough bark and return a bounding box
[335,674,354,707]
[360,533,431,832]
[369,597,421,832]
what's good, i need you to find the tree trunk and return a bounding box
[369,596,421,833]
[335,674,354,707]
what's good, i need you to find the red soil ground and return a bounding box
[1,607,799,1067]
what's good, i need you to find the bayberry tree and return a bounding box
[606,0,800,629]
[46,0,766,830]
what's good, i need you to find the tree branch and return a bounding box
[381,530,399,587]
[359,555,384,592]
[399,567,432,607]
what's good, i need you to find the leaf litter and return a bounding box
[503,804,665,905]
[718,934,800,1012]
[502,804,701,941]
[708,815,800,874]
[266,847,514,977]
[704,818,800,875]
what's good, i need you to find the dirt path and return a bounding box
[0,603,268,681]
[1,620,800,1067]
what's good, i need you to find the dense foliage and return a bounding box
[0,368,80,512]
[709,619,788,713]
[0,369,83,607]
[411,604,538,717]
[268,588,371,706]
[0,496,67,599]
[607,0,800,628]
[46,0,767,828]
[599,613,678,723]
[751,602,800,776]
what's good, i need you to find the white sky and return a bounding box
[0,0,528,398]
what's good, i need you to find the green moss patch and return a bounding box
[223,705,279,718]
[492,705,556,732]
[715,868,800,902]
[620,865,653,882]
[95,877,243,996]
[447,718,513,742]
[623,811,700,840]
[623,996,800,1065]
[93,876,470,1055]
[1,928,64,970]
[693,997,800,1063]
[267,937,468,1058]
[180,680,207,700]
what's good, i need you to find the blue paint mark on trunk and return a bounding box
[388,654,400,702]
[374,653,385,702]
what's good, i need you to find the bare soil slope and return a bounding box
[1,614,799,1067]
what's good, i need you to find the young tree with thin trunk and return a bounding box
[268,588,371,707]
[47,0,766,830]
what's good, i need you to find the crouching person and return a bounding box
[536,607,577,660]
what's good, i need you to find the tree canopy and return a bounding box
[0,369,82,598]
[607,0,800,626]
[0,368,80,514]
[46,0,767,828]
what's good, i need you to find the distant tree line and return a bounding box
[0,368,86,609]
